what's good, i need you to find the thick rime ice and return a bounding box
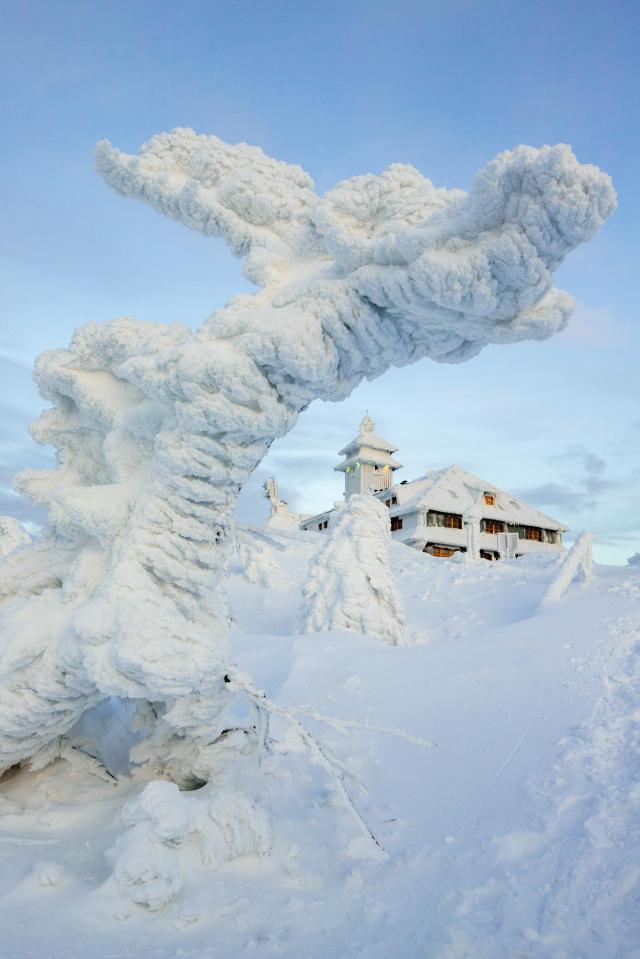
[301,495,407,645]
[0,517,31,558]
[0,129,615,778]
[538,531,593,609]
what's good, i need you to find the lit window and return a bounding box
[484,493,495,506]
[523,527,543,541]
[429,545,456,558]
[443,513,463,529]
[484,520,505,534]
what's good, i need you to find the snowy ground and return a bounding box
[1,527,638,958]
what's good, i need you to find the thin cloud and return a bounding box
[517,443,637,516]
[557,305,628,347]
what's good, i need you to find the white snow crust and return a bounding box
[1,531,638,957]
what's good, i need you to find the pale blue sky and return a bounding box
[1,0,638,562]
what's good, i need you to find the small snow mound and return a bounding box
[235,532,280,587]
[493,830,546,864]
[122,780,193,845]
[202,792,272,870]
[110,824,183,912]
[110,782,271,911]
[36,859,65,887]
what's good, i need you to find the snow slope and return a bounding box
[0,529,638,958]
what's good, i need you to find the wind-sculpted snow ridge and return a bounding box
[301,495,407,646]
[0,130,615,783]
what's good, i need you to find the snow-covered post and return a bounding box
[0,131,615,780]
[301,495,407,645]
[463,500,482,562]
[538,531,594,609]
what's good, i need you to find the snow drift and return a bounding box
[0,130,615,781]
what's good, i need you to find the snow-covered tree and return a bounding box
[302,495,407,645]
[0,130,615,783]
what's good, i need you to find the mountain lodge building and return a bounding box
[298,416,567,560]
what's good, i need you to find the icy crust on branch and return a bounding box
[301,496,407,646]
[95,129,323,286]
[98,130,615,362]
[0,131,614,778]
[0,318,239,779]
[0,517,31,558]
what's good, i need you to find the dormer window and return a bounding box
[484,493,495,506]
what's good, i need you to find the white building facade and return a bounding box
[299,417,567,560]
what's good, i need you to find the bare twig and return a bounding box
[225,668,387,854]
[290,706,437,748]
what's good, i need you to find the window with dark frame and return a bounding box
[483,519,505,534]
[430,545,456,557]
[523,526,543,541]
[391,516,403,531]
[443,513,463,529]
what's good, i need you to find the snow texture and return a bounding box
[0,516,31,558]
[301,495,407,645]
[1,530,638,956]
[109,780,271,910]
[0,129,615,778]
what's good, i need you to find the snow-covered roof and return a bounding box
[381,465,568,531]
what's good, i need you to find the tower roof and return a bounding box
[337,416,399,458]
[335,415,402,473]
